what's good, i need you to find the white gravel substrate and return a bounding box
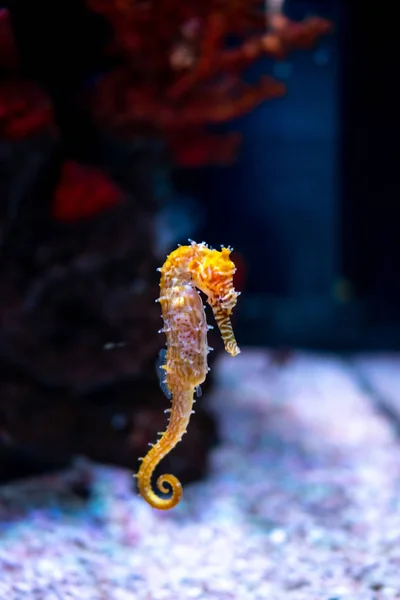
[1,349,400,600]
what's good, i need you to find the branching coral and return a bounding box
[1,2,331,167]
[86,0,332,166]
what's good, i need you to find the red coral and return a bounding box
[0,10,56,140]
[52,161,123,222]
[86,0,332,166]
[0,80,56,140]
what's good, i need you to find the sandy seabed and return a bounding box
[1,349,400,600]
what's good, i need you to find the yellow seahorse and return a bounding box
[136,240,241,510]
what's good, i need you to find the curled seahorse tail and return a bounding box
[136,387,193,510]
[137,456,182,510]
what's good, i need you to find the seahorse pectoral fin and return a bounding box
[156,349,172,399]
[212,306,240,357]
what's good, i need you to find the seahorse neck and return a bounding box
[161,245,204,290]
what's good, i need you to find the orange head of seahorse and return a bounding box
[190,244,241,356]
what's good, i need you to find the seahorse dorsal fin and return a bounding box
[156,349,172,399]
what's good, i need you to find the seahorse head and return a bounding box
[191,245,240,313]
[189,244,241,357]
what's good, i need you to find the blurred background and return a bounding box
[0,0,399,488]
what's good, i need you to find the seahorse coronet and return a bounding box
[136,241,241,510]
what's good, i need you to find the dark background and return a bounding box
[176,0,400,348]
[4,0,400,348]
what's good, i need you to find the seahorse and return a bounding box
[136,240,241,510]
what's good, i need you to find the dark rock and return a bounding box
[0,137,219,488]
